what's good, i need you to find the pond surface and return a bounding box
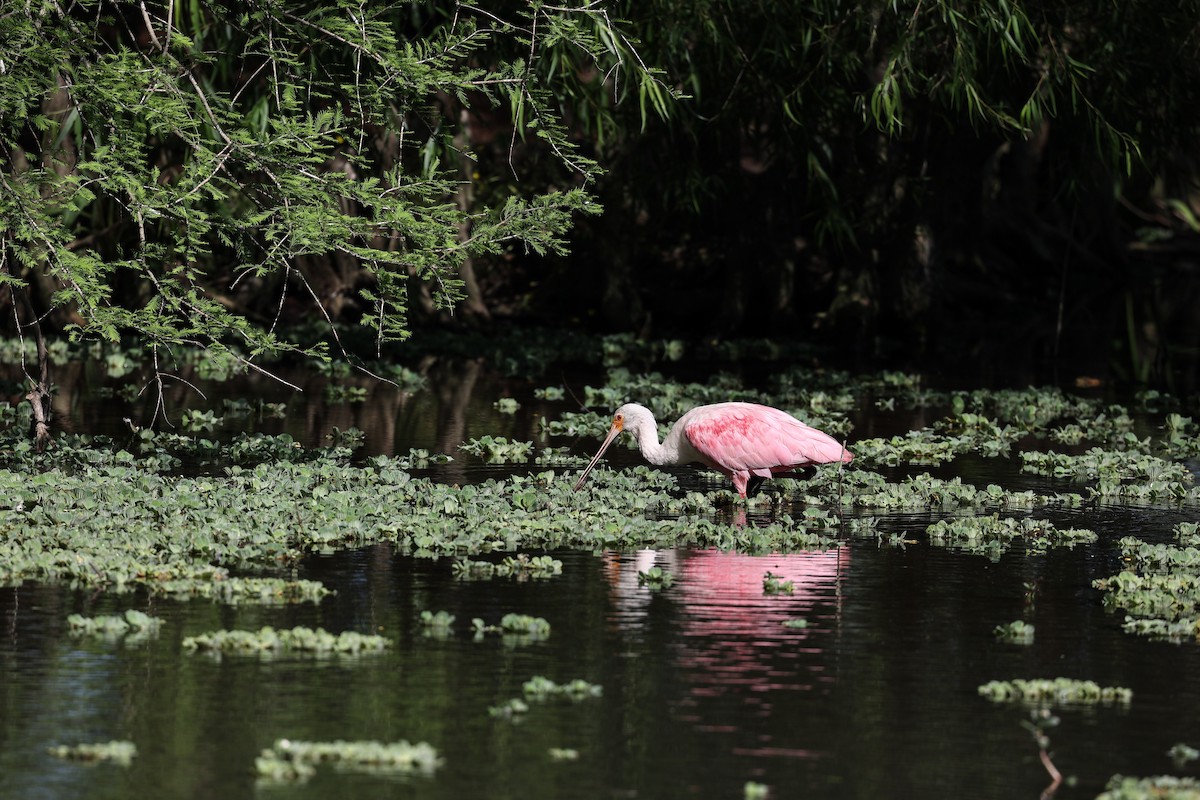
[1,361,1199,799]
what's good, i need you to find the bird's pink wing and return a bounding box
[683,404,848,473]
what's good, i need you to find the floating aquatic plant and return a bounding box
[1021,449,1198,501]
[842,430,967,467]
[637,566,675,589]
[744,782,770,800]
[1096,775,1200,800]
[158,576,331,605]
[1097,525,1200,641]
[490,676,601,723]
[494,397,520,413]
[453,554,563,581]
[472,614,551,642]
[326,426,366,447]
[522,675,602,701]
[255,738,441,782]
[67,610,161,643]
[379,364,426,392]
[380,449,453,469]
[48,740,137,766]
[762,571,795,595]
[1094,571,1200,622]
[534,447,588,467]
[488,698,530,719]
[324,384,369,403]
[977,678,1132,706]
[782,618,809,629]
[1117,537,1200,573]
[458,435,533,463]
[926,514,1097,558]
[419,610,456,629]
[539,410,612,438]
[1119,617,1200,640]
[1169,743,1200,767]
[181,409,223,432]
[548,747,579,761]
[993,620,1035,644]
[182,626,390,657]
[824,470,1074,512]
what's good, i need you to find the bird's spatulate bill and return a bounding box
[573,418,624,491]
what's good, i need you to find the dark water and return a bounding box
[3,524,1199,799]
[2,365,1199,799]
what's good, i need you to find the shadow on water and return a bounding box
[1,357,1199,799]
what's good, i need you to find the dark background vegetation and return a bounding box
[3,1,1199,395]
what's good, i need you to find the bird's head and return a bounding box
[573,403,649,491]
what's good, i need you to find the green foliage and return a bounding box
[1097,775,1200,800]
[453,554,563,581]
[67,609,162,643]
[993,620,1035,645]
[1170,744,1200,767]
[636,566,675,589]
[419,610,456,629]
[977,678,1132,707]
[472,614,552,641]
[490,675,601,722]
[0,0,666,397]
[182,626,391,657]
[255,738,441,782]
[458,435,533,463]
[47,740,137,766]
[926,514,1097,558]
[522,676,603,701]
[762,571,794,596]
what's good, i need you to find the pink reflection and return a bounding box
[605,546,847,756]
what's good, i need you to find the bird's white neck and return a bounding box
[628,411,678,466]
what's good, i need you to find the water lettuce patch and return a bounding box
[453,554,563,580]
[637,566,675,589]
[977,678,1132,706]
[67,610,161,643]
[182,626,391,657]
[1097,775,1200,800]
[255,738,441,782]
[48,740,137,766]
[993,620,1035,644]
[1096,521,1200,642]
[522,675,602,701]
[472,614,551,642]
[926,514,1097,558]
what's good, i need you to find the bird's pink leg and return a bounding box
[730,471,749,498]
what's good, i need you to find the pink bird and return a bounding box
[573,402,853,498]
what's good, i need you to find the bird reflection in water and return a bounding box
[603,546,847,758]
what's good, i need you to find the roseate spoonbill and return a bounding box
[573,402,852,498]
